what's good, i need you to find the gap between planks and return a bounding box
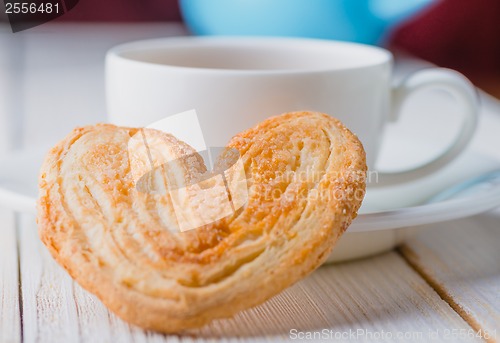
[16,213,24,343]
[398,246,490,341]
[398,213,500,343]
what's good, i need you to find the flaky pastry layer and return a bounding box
[38,111,367,333]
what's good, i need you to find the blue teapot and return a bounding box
[180,0,434,45]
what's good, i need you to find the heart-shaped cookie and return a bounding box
[38,111,366,333]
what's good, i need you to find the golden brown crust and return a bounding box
[37,111,366,333]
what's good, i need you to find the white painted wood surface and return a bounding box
[0,209,20,343]
[401,212,500,343]
[13,213,483,343]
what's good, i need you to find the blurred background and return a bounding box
[1,0,499,151]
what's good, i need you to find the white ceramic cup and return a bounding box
[105,37,479,262]
[106,37,478,187]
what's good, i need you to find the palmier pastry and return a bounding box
[38,111,366,333]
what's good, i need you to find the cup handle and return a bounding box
[375,68,479,187]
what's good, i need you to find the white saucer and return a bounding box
[1,144,500,262]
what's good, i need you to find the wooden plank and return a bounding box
[184,252,481,343]
[18,213,145,343]
[400,212,500,343]
[19,213,479,342]
[19,213,79,343]
[0,209,21,343]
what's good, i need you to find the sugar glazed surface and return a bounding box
[37,111,367,333]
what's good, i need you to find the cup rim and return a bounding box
[106,36,393,75]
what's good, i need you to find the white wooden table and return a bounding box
[0,23,499,343]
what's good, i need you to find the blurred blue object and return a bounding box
[180,0,434,45]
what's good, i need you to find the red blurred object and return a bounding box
[390,0,500,81]
[57,0,182,22]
